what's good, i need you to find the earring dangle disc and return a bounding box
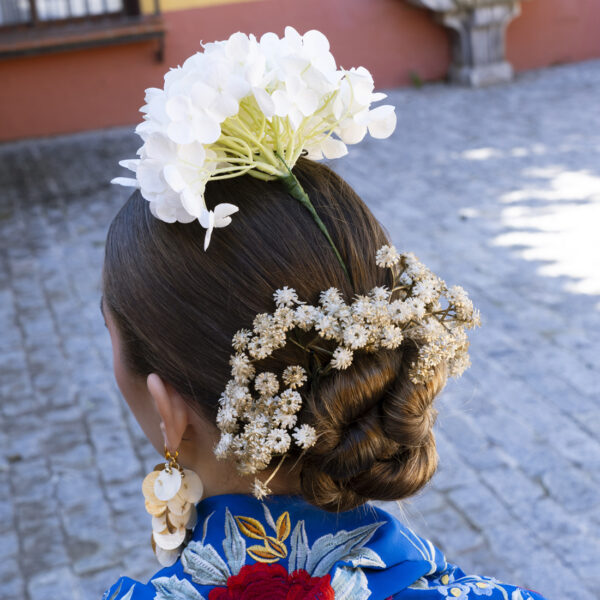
[142,445,204,566]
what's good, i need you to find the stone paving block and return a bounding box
[416,506,485,557]
[513,544,595,600]
[481,466,546,515]
[27,566,82,600]
[448,482,513,531]
[0,556,26,600]
[541,465,600,514]
[80,566,125,600]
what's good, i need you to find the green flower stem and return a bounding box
[277,157,352,286]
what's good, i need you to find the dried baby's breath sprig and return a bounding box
[215,243,480,498]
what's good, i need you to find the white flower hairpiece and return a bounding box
[111,27,396,271]
[216,244,481,498]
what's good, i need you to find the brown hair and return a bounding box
[103,157,447,512]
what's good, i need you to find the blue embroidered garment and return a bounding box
[102,494,547,600]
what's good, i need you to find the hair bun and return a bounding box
[299,345,447,512]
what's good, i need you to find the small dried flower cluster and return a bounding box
[215,244,480,498]
[142,464,203,566]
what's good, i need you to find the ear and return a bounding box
[147,373,189,454]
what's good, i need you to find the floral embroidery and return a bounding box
[102,498,548,600]
[208,563,334,599]
[158,504,386,600]
[410,566,538,599]
[234,511,291,563]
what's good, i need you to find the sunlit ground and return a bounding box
[491,166,600,302]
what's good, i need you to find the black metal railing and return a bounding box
[0,0,148,28]
[0,0,164,60]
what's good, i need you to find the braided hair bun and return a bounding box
[299,345,447,512]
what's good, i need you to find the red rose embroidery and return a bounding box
[208,563,335,600]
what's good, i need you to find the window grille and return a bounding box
[0,0,163,60]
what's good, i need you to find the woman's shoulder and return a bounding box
[101,494,549,600]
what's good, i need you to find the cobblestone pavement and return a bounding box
[1,58,599,600]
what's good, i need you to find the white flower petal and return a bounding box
[210,94,239,122]
[303,29,330,55]
[165,95,191,121]
[337,120,367,145]
[167,120,195,145]
[178,142,207,166]
[137,161,166,193]
[181,188,206,218]
[272,90,291,117]
[213,203,239,227]
[192,114,221,144]
[118,159,140,172]
[252,86,275,118]
[320,137,348,159]
[111,177,139,188]
[163,165,187,193]
[144,134,175,162]
[296,88,319,117]
[367,105,397,139]
[371,92,387,102]
[191,81,218,110]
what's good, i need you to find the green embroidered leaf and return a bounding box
[181,540,231,586]
[223,507,246,575]
[331,566,371,600]
[289,520,309,573]
[152,576,206,600]
[306,521,384,577]
[346,546,386,569]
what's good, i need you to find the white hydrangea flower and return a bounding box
[112,28,396,249]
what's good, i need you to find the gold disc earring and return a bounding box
[141,445,204,566]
